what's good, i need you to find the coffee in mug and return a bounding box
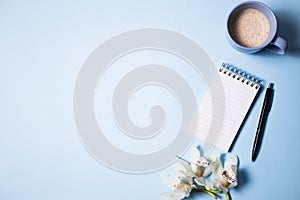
[229,8,270,48]
[226,1,288,54]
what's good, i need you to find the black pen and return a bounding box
[252,83,274,162]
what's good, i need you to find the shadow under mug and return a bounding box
[226,1,288,54]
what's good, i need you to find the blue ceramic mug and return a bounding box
[226,1,288,54]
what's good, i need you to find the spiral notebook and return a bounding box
[196,63,261,152]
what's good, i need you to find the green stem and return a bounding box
[208,189,222,194]
[202,190,218,199]
[226,191,231,200]
[194,188,218,199]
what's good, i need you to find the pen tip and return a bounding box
[268,83,274,89]
[252,152,257,162]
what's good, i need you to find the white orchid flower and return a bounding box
[161,173,195,200]
[161,146,240,200]
[161,158,196,200]
[190,147,213,178]
[206,155,238,193]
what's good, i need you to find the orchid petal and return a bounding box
[175,157,192,174]
[218,183,228,193]
[178,170,194,184]
[229,180,238,188]
[175,184,186,192]
[231,165,237,178]
[191,162,201,177]
[224,155,238,170]
[179,169,195,178]
[161,174,176,189]
[194,176,206,186]
[204,179,220,191]
[192,147,202,160]
[221,186,229,193]
[202,165,212,177]
[183,185,193,197]
[212,155,223,181]
[208,153,220,163]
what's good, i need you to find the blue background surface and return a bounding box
[0,0,299,200]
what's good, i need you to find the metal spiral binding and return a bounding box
[220,63,261,89]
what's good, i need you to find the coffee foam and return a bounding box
[229,8,271,48]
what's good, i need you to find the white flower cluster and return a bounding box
[161,147,239,200]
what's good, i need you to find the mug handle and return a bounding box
[265,35,288,54]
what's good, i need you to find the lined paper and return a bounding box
[196,65,260,152]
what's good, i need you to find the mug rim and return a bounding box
[226,1,278,51]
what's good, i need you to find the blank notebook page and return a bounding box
[196,63,260,152]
